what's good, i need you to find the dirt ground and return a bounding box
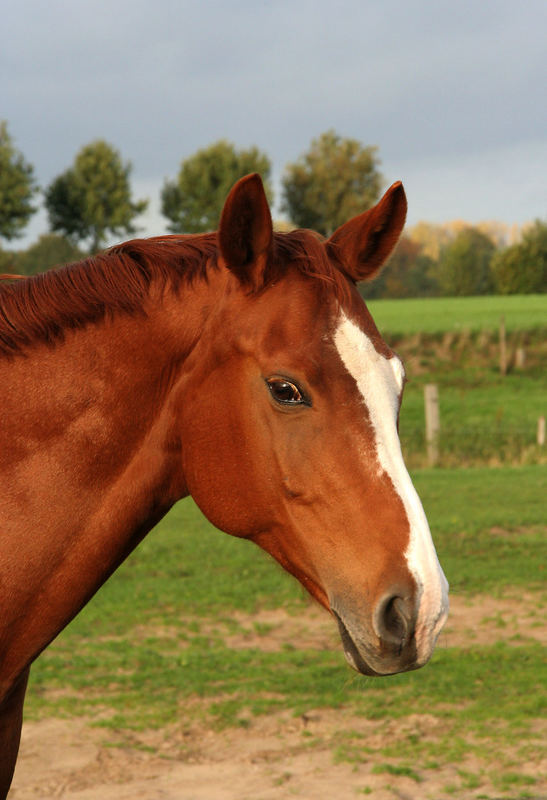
[10,594,547,800]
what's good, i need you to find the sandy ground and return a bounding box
[9,593,547,800]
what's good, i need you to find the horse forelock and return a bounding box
[269,229,352,305]
[0,230,352,358]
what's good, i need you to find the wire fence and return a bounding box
[400,387,545,468]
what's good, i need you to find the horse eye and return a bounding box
[266,378,306,405]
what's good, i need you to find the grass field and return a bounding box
[361,294,547,467]
[24,464,547,799]
[365,294,547,336]
[399,367,546,467]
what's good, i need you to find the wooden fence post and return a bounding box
[538,416,546,447]
[499,315,507,376]
[424,384,440,466]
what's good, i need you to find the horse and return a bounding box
[0,174,448,796]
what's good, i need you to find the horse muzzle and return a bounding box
[331,587,448,676]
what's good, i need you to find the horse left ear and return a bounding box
[327,182,407,282]
[218,173,273,287]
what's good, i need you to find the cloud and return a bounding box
[3,0,545,247]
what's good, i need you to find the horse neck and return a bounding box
[0,276,213,694]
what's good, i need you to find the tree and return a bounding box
[0,243,20,275]
[280,130,382,236]
[490,220,547,294]
[14,234,83,276]
[44,140,147,252]
[0,120,38,242]
[161,140,272,233]
[436,227,496,296]
[408,221,453,261]
[361,237,438,299]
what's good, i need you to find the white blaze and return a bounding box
[334,312,449,658]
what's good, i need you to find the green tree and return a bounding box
[280,130,382,236]
[361,237,438,299]
[0,246,17,275]
[15,234,83,276]
[436,227,496,296]
[44,140,147,252]
[490,220,547,294]
[161,140,272,233]
[0,120,38,242]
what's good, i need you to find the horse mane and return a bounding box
[0,230,350,358]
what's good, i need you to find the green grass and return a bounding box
[28,634,545,769]
[383,307,547,465]
[413,465,546,593]
[354,294,547,467]
[399,369,546,466]
[414,465,546,535]
[25,463,547,675]
[63,497,304,640]
[401,370,546,429]
[28,625,546,737]
[365,294,547,336]
[24,464,547,795]
[35,464,546,648]
[371,763,422,782]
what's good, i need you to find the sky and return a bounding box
[2,0,546,248]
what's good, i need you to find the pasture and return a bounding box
[399,366,546,467]
[365,294,547,336]
[14,464,547,799]
[365,295,547,467]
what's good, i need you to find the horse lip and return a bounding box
[331,609,382,677]
[331,608,419,677]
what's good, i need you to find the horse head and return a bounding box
[178,174,448,676]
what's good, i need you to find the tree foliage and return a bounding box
[161,140,272,233]
[490,220,547,294]
[408,221,453,261]
[44,140,147,252]
[361,237,438,299]
[281,130,382,236]
[436,227,496,296]
[0,120,38,242]
[14,234,83,276]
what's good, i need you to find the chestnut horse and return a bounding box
[0,174,448,796]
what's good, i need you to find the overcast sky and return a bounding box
[3,0,546,248]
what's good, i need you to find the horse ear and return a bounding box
[218,173,273,286]
[327,182,407,282]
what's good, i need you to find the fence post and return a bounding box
[424,384,440,466]
[538,416,546,447]
[499,315,507,376]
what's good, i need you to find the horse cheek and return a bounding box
[179,386,276,539]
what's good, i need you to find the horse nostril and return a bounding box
[374,593,415,650]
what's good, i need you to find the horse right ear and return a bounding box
[218,173,273,288]
[327,182,407,282]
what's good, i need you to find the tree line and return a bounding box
[1,120,545,296]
